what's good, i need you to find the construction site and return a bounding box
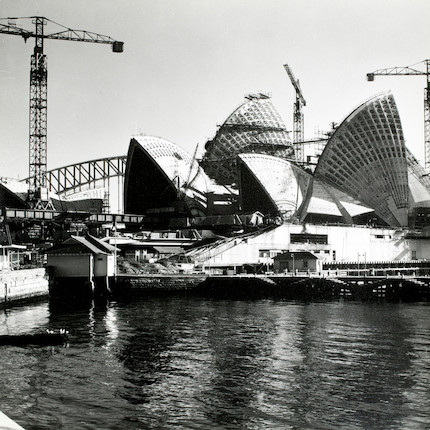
[1,16,430,283]
[3,5,430,430]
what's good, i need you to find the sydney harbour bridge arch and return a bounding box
[45,155,127,213]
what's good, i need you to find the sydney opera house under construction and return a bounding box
[119,90,430,269]
[124,91,430,228]
[2,90,430,269]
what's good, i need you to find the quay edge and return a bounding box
[110,273,430,302]
[112,273,207,297]
[0,268,49,307]
[1,270,428,303]
[194,275,430,301]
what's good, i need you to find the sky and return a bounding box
[0,0,429,180]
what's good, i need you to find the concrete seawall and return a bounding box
[0,268,49,306]
[113,274,207,296]
[112,273,430,302]
[194,275,430,301]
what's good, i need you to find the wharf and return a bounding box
[113,273,207,295]
[112,273,430,301]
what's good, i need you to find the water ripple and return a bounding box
[0,299,429,429]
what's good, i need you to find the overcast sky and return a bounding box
[1,0,429,180]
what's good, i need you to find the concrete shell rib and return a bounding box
[315,92,409,227]
[203,94,294,186]
[124,136,217,216]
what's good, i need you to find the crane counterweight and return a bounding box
[112,41,124,52]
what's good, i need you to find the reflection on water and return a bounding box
[0,298,429,429]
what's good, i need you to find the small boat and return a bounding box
[0,330,69,346]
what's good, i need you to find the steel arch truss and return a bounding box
[45,155,126,195]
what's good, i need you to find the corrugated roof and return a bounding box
[84,235,117,253]
[70,236,109,254]
[47,235,117,255]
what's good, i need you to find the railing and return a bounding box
[206,268,430,278]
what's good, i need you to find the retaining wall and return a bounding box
[0,268,49,305]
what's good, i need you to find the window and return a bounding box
[290,233,328,244]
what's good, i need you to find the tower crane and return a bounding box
[0,16,123,205]
[367,59,430,171]
[283,64,306,163]
[283,64,306,142]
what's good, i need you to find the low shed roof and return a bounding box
[46,234,118,255]
[273,251,318,261]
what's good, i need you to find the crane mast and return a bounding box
[367,59,430,171]
[283,64,306,163]
[30,17,47,195]
[0,16,123,205]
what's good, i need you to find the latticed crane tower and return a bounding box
[0,16,123,205]
[283,64,306,163]
[367,60,430,172]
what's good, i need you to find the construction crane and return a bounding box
[283,64,306,163]
[184,143,199,189]
[0,16,123,206]
[367,59,430,171]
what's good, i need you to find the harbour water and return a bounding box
[1,297,429,429]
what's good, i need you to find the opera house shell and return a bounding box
[0,179,104,213]
[237,153,374,224]
[123,92,430,230]
[314,92,409,227]
[124,136,235,225]
[201,93,295,186]
[0,179,28,211]
[236,92,430,228]
[237,154,311,219]
[407,149,430,227]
